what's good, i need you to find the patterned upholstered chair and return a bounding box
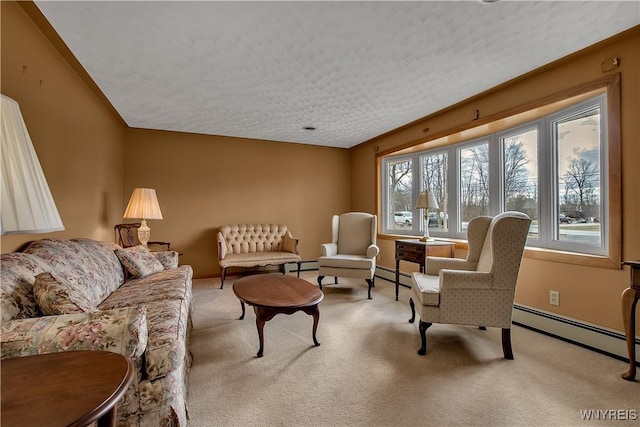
[408,211,531,359]
[317,212,379,299]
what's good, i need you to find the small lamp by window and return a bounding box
[415,191,439,241]
[1,95,64,235]
[123,188,163,246]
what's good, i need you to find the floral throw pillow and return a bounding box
[33,272,97,315]
[115,245,165,278]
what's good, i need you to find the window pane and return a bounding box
[387,158,413,231]
[555,107,602,245]
[459,143,489,231]
[502,128,539,238]
[422,152,448,232]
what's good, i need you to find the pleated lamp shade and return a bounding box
[1,95,64,235]
[123,188,163,221]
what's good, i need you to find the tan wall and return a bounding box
[350,28,640,332]
[123,129,351,278]
[1,1,124,253]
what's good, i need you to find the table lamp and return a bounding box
[415,190,439,241]
[123,188,163,246]
[1,95,64,235]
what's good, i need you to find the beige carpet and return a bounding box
[187,272,638,427]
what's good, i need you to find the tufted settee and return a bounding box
[0,238,193,426]
[217,224,301,288]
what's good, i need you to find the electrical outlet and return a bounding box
[550,290,560,306]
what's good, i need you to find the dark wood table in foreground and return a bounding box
[233,274,324,357]
[1,350,134,427]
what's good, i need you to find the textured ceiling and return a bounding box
[34,1,639,148]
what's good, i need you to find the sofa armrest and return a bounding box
[283,232,299,254]
[426,257,477,275]
[319,243,337,257]
[217,232,227,261]
[153,251,179,269]
[0,306,148,360]
[366,244,380,259]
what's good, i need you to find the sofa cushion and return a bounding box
[116,245,165,278]
[153,251,179,270]
[0,253,50,321]
[0,306,147,359]
[33,272,97,315]
[23,238,124,305]
[411,272,441,306]
[317,254,373,270]
[219,251,300,268]
[99,266,193,310]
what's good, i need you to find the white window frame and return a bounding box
[380,93,609,256]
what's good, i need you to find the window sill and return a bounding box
[378,233,621,270]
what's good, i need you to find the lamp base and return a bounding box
[137,219,151,247]
[421,213,434,242]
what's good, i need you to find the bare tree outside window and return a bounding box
[502,128,539,237]
[555,107,601,245]
[387,158,413,230]
[422,152,448,231]
[460,143,489,230]
[563,157,599,221]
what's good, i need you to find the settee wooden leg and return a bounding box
[502,328,514,360]
[365,279,373,300]
[296,261,301,277]
[279,264,285,275]
[317,276,324,290]
[409,298,415,323]
[334,277,338,284]
[418,321,432,355]
[220,267,227,289]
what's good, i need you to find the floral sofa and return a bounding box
[0,238,193,427]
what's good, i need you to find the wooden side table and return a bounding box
[395,239,455,301]
[1,350,133,427]
[621,260,640,381]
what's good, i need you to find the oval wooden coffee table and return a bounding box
[233,274,324,357]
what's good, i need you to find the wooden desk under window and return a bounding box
[394,239,455,301]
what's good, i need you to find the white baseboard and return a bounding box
[375,266,639,364]
[512,304,639,363]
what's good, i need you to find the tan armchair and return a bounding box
[408,211,531,359]
[317,212,379,299]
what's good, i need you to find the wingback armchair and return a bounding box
[408,211,531,359]
[317,212,379,299]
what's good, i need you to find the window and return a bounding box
[381,92,612,258]
[500,125,539,239]
[552,104,603,250]
[384,157,413,232]
[459,141,489,232]
[421,151,448,232]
